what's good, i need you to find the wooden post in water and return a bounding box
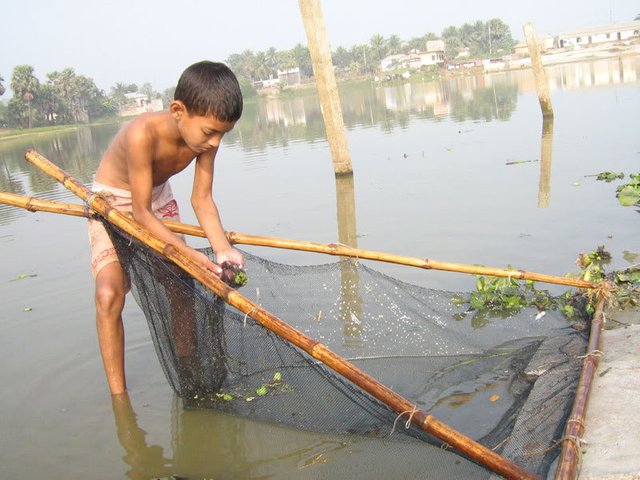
[523,22,553,118]
[299,0,353,174]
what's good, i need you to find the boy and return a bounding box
[88,61,244,395]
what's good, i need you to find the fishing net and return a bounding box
[104,219,588,479]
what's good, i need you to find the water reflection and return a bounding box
[1,56,638,224]
[538,117,554,208]
[335,173,363,346]
[111,392,480,480]
[0,124,117,196]
[111,394,173,480]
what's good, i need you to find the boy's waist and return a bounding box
[91,181,174,212]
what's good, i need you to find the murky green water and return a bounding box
[1,56,638,478]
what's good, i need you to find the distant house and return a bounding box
[277,67,301,87]
[118,92,163,117]
[379,41,445,72]
[557,21,640,48]
[513,35,555,56]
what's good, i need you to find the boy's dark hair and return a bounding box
[174,61,243,122]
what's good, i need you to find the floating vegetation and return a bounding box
[587,171,640,206]
[453,246,640,324]
[616,173,640,206]
[10,273,37,282]
[211,371,293,404]
[587,171,624,182]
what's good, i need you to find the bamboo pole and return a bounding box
[554,296,606,480]
[0,190,597,290]
[23,149,539,479]
[523,22,554,118]
[298,0,353,175]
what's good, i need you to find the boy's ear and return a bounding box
[170,100,186,120]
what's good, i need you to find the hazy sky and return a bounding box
[1,0,638,93]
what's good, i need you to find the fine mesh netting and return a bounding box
[105,219,588,479]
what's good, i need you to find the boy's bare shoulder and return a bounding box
[96,111,175,186]
[122,111,173,144]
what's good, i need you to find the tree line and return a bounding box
[0,18,515,130]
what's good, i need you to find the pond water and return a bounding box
[0,56,638,479]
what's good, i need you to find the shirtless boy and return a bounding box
[88,61,244,395]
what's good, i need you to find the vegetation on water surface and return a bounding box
[190,371,292,404]
[615,173,640,206]
[453,246,640,326]
[588,171,640,207]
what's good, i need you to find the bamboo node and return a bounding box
[25,197,36,212]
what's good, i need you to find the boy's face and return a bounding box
[171,101,236,154]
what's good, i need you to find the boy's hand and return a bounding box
[185,247,222,276]
[215,247,244,270]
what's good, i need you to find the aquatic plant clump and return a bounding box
[220,261,248,288]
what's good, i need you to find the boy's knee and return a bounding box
[95,282,126,314]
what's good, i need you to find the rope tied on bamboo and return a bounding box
[522,433,587,460]
[243,307,257,327]
[388,404,418,436]
[335,242,360,265]
[577,349,603,361]
[566,415,586,431]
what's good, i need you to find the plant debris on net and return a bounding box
[106,220,589,479]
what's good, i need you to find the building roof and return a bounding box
[559,21,640,38]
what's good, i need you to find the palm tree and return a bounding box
[289,43,312,77]
[370,33,387,63]
[387,35,403,55]
[10,65,40,129]
[254,51,271,81]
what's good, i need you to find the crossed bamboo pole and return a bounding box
[0,191,596,291]
[20,150,541,479]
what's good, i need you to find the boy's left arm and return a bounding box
[192,150,244,268]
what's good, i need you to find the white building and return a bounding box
[379,41,445,72]
[118,92,163,117]
[558,21,640,48]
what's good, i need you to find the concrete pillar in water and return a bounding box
[299,0,353,174]
[523,22,554,118]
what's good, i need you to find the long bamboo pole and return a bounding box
[0,191,596,290]
[22,149,540,479]
[554,296,606,480]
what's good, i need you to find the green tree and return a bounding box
[161,86,176,109]
[35,83,61,124]
[370,33,387,63]
[387,34,403,55]
[139,82,156,101]
[445,36,464,59]
[332,46,352,70]
[0,74,5,96]
[46,68,75,122]
[10,65,40,129]
[289,43,312,77]
[254,51,272,80]
[110,82,133,107]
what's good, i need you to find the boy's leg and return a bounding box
[95,261,128,394]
